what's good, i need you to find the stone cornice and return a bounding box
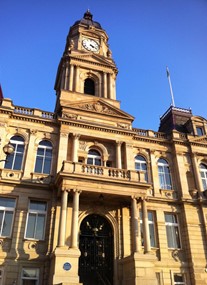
[9,113,57,127]
[133,135,170,145]
[67,55,118,73]
[60,118,135,136]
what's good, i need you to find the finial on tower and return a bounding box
[84,9,93,20]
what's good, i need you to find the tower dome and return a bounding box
[73,10,102,29]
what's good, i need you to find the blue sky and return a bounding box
[1,0,207,130]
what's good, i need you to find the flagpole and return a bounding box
[166,66,175,107]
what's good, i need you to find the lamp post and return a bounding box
[0,143,14,162]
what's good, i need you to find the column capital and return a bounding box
[72,189,82,195]
[116,141,123,146]
[139,196,148,202]
[73,133,81,139]
[131,195,139,201]
[61,187,70,193]
[60,132,68,138]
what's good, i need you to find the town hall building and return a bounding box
[0,10,207,285]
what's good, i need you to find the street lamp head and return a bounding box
[3,144,14,155]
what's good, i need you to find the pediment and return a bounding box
[191,136,207,144]
[70,53,116,69]
[62,98,134,121]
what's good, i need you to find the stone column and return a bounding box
[70,190,81,248]
[72,134,80,162]
[108,73,112,99]
[61,64,66,89]
[58,190,68,247]
[116,141,122,169]
[103,73,107,98]
[69,64,74,91]
[112,74,116,100]
[75,65,79,92]
[131,197,139,252]
[142,198,151,253]
[64,63,69,90]
[98,77,102,98]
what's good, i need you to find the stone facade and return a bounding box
[0,10,207,285]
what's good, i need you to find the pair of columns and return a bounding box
[103,72,115,99]
[58,189,81,248]
[62,63,115,100]
[131,197,151,253]
[62,64,79,92]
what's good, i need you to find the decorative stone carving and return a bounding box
[79,102,117,115]
[79,141,87,150]
[62,113,78,119]
[30,129,37,135]
[117,123,130,129]
[28,242,38,250]
[189,188,198,199]
[60,132,68,137]
[171,249,182,262]
[31,173,53,184]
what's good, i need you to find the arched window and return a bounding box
[84,78,95,95]
[158,158,172,190]
[200,163,207,190]
[87,149,101,166]
[34,140,52,174]
[4,136,25,170]
[135,155,148,181]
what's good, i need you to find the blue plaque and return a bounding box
[63,262,72,271]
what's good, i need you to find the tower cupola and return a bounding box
[54,11,118,114]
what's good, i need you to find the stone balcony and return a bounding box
[56,161,152,197]
[61,161,146,183]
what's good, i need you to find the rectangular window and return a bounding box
[0,197,16,237]
[196,127,204,136]
[0,268,3,285]
[165,213,181,249]
[140,211,157,247]
[21,268,39,285]
[25,201,47,240]
[174,273,185,284]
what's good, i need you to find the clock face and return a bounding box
[82,38,100,52]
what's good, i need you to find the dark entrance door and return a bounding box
[79,214,113,285]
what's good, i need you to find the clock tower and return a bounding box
[54,10,119,113]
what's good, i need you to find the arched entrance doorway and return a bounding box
[79,214,113,285]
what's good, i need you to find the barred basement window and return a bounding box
[25,201,47,240]
[0,268,3,285]
[174,273,185,284]
[0,197,16,237]
[21,268,39,285]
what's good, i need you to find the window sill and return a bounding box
[159,189,178,199]
[30,172,53,184]
[0,169,23,181]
